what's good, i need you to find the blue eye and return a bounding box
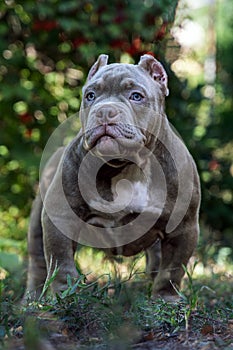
[130,92,144,102]
[86,92,96,101]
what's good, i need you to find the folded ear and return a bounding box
[87,54,109,81]
[138,55,169,97]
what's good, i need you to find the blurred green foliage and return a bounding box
[196,0,233,257]
[0,0,232,266]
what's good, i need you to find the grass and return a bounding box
[0,249,233,350]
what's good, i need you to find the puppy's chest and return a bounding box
[89,163,154,220]
[110,168,149,213]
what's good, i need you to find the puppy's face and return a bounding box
[80,55,168,159]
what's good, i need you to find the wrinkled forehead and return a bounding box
[84,63,152,90]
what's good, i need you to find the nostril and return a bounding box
[96,106,119,121]
[108,108,118,119]
[96,110,103,119]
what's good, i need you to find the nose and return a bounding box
[96,105,119,123]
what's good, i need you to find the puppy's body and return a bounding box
[25,55,200,301]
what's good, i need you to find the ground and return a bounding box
[1,250,233,350]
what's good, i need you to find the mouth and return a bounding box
[84,124,134,151]
[83,123,147,162]
[94,131,119,148]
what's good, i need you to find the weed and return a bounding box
[1,256,233,349]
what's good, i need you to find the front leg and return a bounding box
[152,223,199,301]
[42,211,79,295]
[146,240,161,279]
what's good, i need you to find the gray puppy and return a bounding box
[25,54,201,301]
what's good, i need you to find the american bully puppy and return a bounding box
[25,54,201,301]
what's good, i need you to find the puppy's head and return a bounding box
[80,54,169,160]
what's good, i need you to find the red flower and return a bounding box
[110,39,129,50]
[154,22,168,41]
[19,113,34,124]
[144,51,155,57]
[24,129,32,139]
[72,37,89,48]
[125,37,142,55]
[33,20,58,31]
[208,160,220,171]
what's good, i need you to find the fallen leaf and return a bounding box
[201,324,214,336]
[143,331,154,341]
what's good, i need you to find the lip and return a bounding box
[86,124,123,149]
[95,134,114,145]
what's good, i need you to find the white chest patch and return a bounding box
[89,159,165,222]
[111,164,150,213]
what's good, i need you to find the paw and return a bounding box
[151,290,180,303]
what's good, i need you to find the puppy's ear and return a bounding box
[138,55,169,97]
[87,54,108,80]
